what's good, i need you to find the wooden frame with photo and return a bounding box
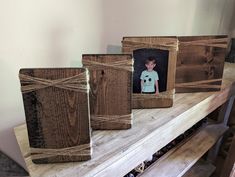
[122,36,178,108]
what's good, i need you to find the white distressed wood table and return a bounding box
[14,63,235,177]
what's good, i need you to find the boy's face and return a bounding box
[145,61,156,71]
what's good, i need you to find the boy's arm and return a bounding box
[155,80,159,95]
[141,80,144,93]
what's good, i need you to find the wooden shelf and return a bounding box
[14,63,235,177]
[139,124,227,177]
[182,160,215,177]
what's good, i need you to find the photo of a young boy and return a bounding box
[132,48,168,95]
[140,57,159,95]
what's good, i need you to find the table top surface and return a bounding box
[14,63,235,177]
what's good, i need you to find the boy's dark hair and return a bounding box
[145,56,156,64]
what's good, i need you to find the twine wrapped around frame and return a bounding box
[30,143,91,160]
[91,113,133,126]
[179,38,228,48]
[122,40,178,51]
[175,79,222,89]
[82,60,134,72]
[19,71,89,94]
[132,89,175,101]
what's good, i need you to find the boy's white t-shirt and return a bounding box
[140,70,159,93]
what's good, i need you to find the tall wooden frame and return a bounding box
[122,37,177,108]
[82,54,133,129]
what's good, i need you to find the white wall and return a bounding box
[0,0,234,169]
[0,0,104,168]
[102,0,235,53]
[230,6,235,37]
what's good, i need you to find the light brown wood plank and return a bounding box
[14,63,235,177]
[182,160,215,177]
[139,124,227,177]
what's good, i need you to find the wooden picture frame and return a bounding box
[82,54,133,130]
[19,68,91,164]
[176,35,228,93]
[122,37,177,108]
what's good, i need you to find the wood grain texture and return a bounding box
[176,35,228,93]
[19,68,91,163]
[122,37,177,108]
[82,54,132,130]
[14,63,235,177]
[122,35,228,93]
[139,124,228,177]
[182,160,215,177]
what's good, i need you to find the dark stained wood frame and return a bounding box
[176,35,228,93]
[82,54,133,129]
[122,36,177,108]
[19,68,91,164]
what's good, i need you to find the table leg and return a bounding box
[220,135,235,177]
[207,95,235,163]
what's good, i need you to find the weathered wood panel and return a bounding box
[82,54,133,130]
[19,68,91,163]
[176,35,228,93]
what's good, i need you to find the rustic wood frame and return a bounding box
[175,35,228,93]
[122,37,177,108]
[19,68,91,164]
[82,54,133,129]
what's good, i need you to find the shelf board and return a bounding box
[139,124,228,177]
[182,159,215,177]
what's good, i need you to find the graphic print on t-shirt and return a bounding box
[140,70,159,93]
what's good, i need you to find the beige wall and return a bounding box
[0,0,234,169]
[0,0,104,168]
[102,0,235,53]
[230,5,235,37]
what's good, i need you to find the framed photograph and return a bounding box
[122,36,177,108]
